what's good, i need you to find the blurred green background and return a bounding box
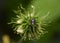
[0,0,60,43]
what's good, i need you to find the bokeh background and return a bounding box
[0,0,60,43]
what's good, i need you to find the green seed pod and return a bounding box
[8,4,48,40]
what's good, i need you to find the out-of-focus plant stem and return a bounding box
[2,35,10,43]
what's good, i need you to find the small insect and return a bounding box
[8,4,48,40]
[31,19,35,25]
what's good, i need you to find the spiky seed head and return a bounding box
[8,4,48,40]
